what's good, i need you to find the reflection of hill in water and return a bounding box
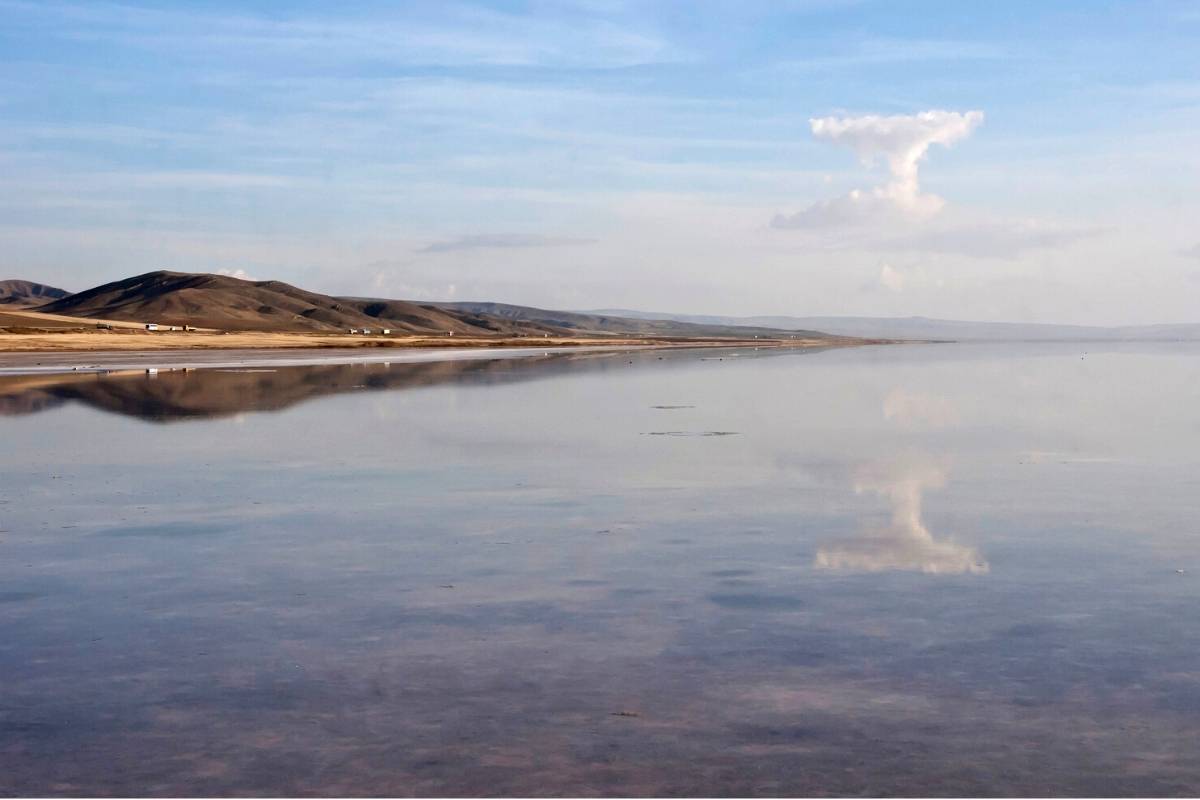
[0,389,68,416]
[0,348,807,422]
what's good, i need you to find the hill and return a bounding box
[425,301,835,340]
[31,271,846,340]
[36,271,569,335]
[0,280,70,307]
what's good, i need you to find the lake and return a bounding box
[2,342,1199,796]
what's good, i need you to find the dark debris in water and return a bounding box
[643,431,739,437]
[0,591,41,604]
[708,592,805,611]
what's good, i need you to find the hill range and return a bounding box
[6,270,1196,343]
[9,270,839,340]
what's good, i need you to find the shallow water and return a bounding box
[2,342,1199,796]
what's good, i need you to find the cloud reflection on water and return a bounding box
[817,386,986,575]
[815,457,987,574]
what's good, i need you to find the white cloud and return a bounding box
[773,109,983,229]
[772,188,911,229]
[419,233,595,254]
[217,268,258,281]
[770,109,1103,261]
[878,263,906,292]
[861,261,951,295]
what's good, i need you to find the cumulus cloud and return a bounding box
[419,233,595,253]
[217,268,258,280]
[773,109,983,229]
[877,263,906,292]
[860,261,948,294]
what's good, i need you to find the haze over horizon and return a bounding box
[2,1,1197,326]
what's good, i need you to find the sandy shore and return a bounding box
[0,338,861,375]
[0,345,671,375]
[0,329,845,353]
[0,306,869,364]
[0,330,625,351]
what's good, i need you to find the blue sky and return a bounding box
[2,0,1198,323]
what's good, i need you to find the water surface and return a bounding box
[2,343,1199,796]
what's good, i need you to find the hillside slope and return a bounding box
[36,271,567,335]
[0,280,70,307]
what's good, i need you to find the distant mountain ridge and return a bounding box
[583,310,1200,342]
[425,301,835,339]
[0,280,70,307]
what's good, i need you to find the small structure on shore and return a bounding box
[145,323,159,331]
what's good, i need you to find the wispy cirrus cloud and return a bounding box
[419,233,595,254]
[879,218,1102,259]
[770,37,1007,72]
[5,0,682,69]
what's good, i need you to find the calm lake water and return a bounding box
[2,343,1199,796]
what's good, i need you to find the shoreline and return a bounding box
[0,329,851,351]
[0,325,880,376]
[0,339,875,376]
[0,345,661,376]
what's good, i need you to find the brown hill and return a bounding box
[0,279,71,307]
[36,271,568,335]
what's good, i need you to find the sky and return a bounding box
[1,0,1198,324]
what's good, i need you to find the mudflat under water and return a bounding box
[1,343,1199,796]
